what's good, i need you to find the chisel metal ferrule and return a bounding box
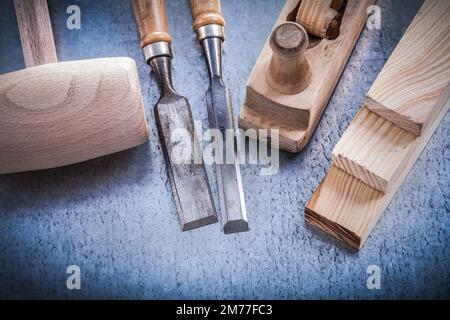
[196,24,225,42]
[143,41,172,63]
[201,36,224,83]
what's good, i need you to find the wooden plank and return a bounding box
[334,84,449,193]
[238,0,374,153]
[305,0,450,248]
[307,98,448,249]
[307,101,448,251]
[332,0,450,192]
[366,0,450,137]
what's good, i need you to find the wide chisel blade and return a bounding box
[132,0,217,231]
[155,84,217,231]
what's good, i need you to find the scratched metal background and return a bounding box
[0,0,448,299]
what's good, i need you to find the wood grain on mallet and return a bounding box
[0,58,149,174]
[14,0,57,67]
[366,0,450,137]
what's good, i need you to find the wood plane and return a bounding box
[238,0,374,153]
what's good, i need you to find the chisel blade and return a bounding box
[155,93,218,231]
[206,81,249,234]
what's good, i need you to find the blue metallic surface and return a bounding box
[0,0,448,299]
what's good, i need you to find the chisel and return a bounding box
[189,0,249,234]
[131,0,217,231]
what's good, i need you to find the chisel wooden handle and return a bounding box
[189,0,225,31]
[14,0,57,67]
[131,0,171,48]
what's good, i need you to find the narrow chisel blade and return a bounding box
[207,81,249,234]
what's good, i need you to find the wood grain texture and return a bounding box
[306,96,448,249]
[238,0,374,153]
[305,0,450,249]
[14,0,57,67]
[296,0,341,39]
[131,0,171,48]
[332,0,450,192]
[189,0,224,30]
[366,0,450,137]
[0,58,149,174]
[332,107,416,192]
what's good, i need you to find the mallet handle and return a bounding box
[14,0,57,67]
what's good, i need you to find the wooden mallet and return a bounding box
[0,0,149,174]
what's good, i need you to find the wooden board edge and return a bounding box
[305,98,449,250]
[365,96,422,137]
[305,198,361,251]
